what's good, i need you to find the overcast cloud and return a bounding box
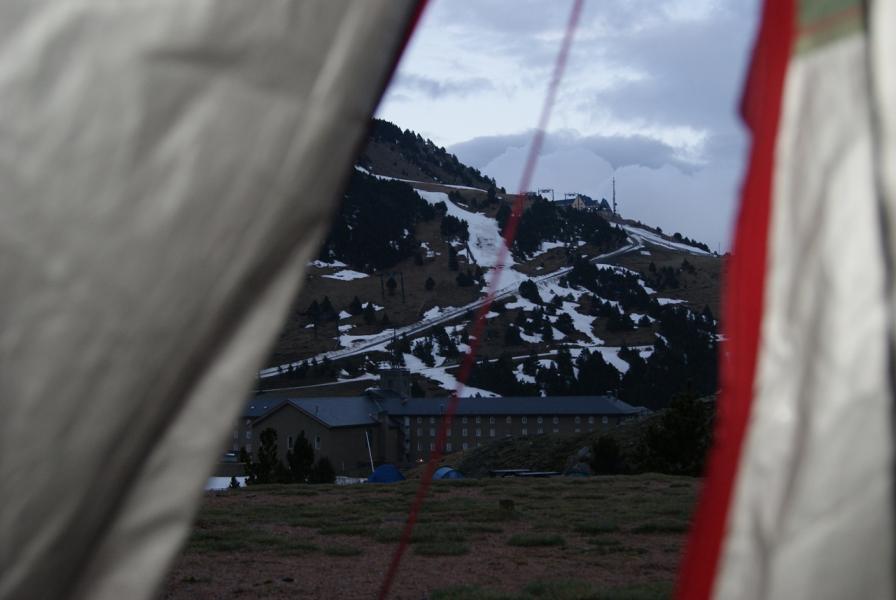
[376,0,761,251]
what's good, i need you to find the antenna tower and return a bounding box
[612,177,617,215]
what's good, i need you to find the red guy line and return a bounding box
[377,1,585,598]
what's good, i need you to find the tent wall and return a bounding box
[0,2,421,599]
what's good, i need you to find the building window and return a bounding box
[462,442,469,450]
[446,443,452,452]
[537,416,543,424]
[506,416,512,424]
[287,435,294,450]
[462,416,468,424]
[553,428,559,433]
[588,416,594,424]
[521,428,528,436]
[417,428,423,436]
[430,443,435,451]
[461,428,467,436]
[429,428,435,437]
[245,443,252,453]
[489,428,495,437]
[417,441,421,451]
[417,416,422,424]
[602,416,609,425]
[447,428,452,437]
[404,416,410,426]
[553,416,559,424]
[489,416,495,424]
[574,428,580,433]
[475,416,481,424]
[245,431,252,440]
[521,416,528,424]
[574,416,581,424]
[315,436,320,450]
[537,427,543,434]
[430,416,435,424]
[475,428,481,437]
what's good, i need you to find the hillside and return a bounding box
[262,120,722,412]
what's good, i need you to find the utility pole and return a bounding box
[612,177,617,215]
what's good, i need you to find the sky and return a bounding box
[376,0,762,252]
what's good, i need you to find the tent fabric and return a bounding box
[678,1,895,599]
[433,467,464,480]
[0,2,421,600]
[368,464,406,484]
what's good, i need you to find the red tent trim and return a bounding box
[675,0,795,598]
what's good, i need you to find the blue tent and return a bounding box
[367,464,405,483]
[433,466,464,480]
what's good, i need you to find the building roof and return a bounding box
[382,395,642,417]
[243,395,287,418]
[247,391,644,429]
[250,396,382,429]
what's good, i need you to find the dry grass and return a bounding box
[165,475,697,600]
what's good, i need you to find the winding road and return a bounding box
[259,232,652,378]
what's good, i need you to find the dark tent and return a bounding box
[433,466,464,480]
[368,464,406,483]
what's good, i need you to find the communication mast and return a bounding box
[612,177,617,215]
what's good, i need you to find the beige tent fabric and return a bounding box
[0,2,419,599]
[713,16,895,600]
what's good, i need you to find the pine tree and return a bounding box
[348,296,363,315]
[321,296,335,319]
[254,428,281,484]
[307,299,321,323]
[287,431,315,483]
[363,302,376,324]
[310,457,336,484]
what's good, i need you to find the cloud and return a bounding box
[451,130,700,173]
[481,143,736,252]
[377,0,762,249]
[390,73,495,100]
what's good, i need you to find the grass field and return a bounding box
[164,474,697,599]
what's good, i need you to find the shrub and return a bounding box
[310,457,336,484]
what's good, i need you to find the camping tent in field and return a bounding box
[1,1,895,600]
[433,467,464,480]
[368,464,406,484]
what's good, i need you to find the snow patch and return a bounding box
[308,259,347,269]
[323,269,369,281]
[401,353,499,397]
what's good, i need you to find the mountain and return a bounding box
[262,119,722,411]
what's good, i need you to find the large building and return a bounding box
[235,386,646,475]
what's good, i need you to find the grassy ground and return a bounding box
[164,474,697,599]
